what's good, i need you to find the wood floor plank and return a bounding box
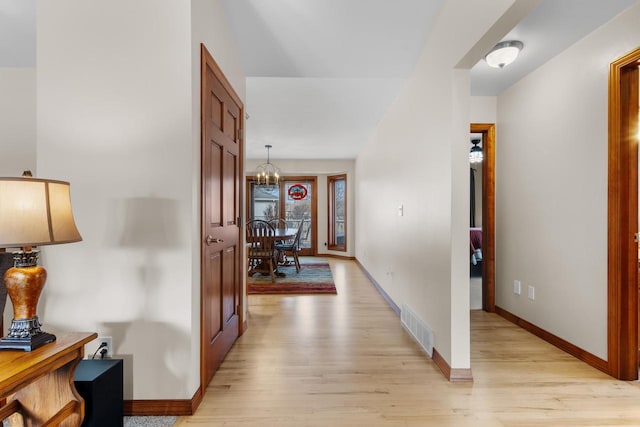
[175,259,640,426]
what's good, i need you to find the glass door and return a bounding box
[247,177,316,256]
[282,179,315,256]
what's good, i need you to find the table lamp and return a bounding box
[0,171,82,351]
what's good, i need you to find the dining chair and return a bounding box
[275,219,304,273]
[268,218,288,229]
[246,220,278,281]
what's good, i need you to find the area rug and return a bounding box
[248,258,337,295]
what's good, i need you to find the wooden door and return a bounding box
[201,44,243,388]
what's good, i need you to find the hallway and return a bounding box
[176,259,640,426]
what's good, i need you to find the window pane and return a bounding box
[328,175,346,251]
[334,179,345,246]
[284,183,312,249]
[251,183,279,220]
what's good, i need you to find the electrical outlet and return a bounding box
[98,336,113,358]
[527,286,535,301]
[513,280,521,295]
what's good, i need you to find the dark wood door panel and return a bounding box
[201,44,244,390]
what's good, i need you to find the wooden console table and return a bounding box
[0,332,97,426]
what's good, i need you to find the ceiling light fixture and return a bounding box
[484,40,523,69]
[469,139,483,164]
[255,144,280,186]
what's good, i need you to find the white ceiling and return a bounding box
[220,0,445,160]
[470,0,637,95]
[221,0,636,160]
[1,0,636,160]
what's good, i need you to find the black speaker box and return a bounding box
[74,359,124,427]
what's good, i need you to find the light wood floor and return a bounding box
[175,259,640,426]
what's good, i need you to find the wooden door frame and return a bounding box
[470,123,496,312]
[280,176,317,256]
[200,44,245,391]
[607,47,639,380]
[245,176,318,256]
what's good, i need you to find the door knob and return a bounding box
[205,235,223,245]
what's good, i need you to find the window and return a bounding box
[328,174,346,251]
[247,177,317,255]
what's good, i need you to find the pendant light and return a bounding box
[255,144,280,186]
[469,139,483,164]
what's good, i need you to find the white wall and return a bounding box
[470,96,497,124]
[245,159,355,258]
[36,0,245,401]
[0,67,37,332]
[0,68,36,176]
[495,2,640,360]
[356,0,516,369]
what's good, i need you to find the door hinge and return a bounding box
[635,232,639,243]
[237,216,242,227]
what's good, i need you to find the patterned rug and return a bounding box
[248,258,337,295]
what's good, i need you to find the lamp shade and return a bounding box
[0,177,82,247]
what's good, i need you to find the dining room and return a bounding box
[243,158,354,295]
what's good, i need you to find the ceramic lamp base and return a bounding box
[1,263,55,351]
[0,327,56,351]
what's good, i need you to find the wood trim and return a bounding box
[432,348,473,382]
[607,47,640,380]
[470,123,496,313]
[450,368,474,382]
[495,306,609,374]
[355,259,401,317]
[124,387,202,416]
[322,254,355,260]
[431,348,450,379]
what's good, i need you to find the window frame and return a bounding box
[327,174,347,252]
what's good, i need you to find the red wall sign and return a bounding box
[288,184,308,200]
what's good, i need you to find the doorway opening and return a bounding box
[470,123,495,313]
[469,133,483,310]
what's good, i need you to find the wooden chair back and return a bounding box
[246,220,277,280]
[269,218,288,230]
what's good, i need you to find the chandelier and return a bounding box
[255,144,280,185]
